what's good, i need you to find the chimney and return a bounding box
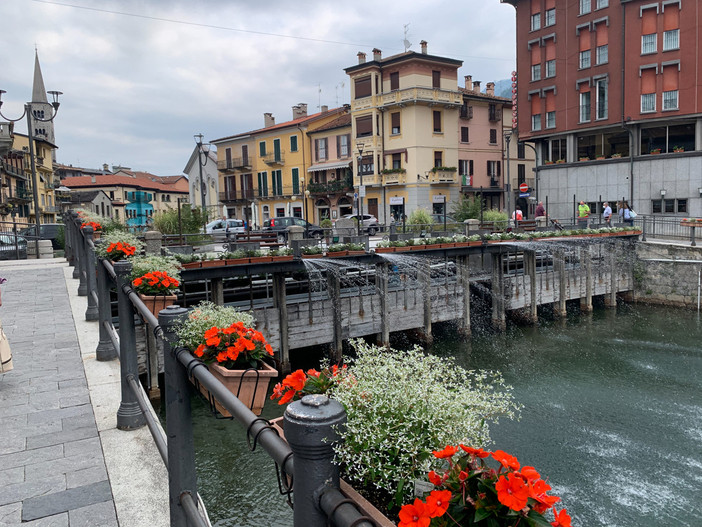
[473,81,481,93]
[292,103,308,119]
[321,105,328,112]
[102,163,109,173]
[372,48,382,61]
[91,175,96,183]
[357,51,366,64]
[420,40,428,54]
[486,82,495,96]
[464,75,472,90]
[264,112,275,127]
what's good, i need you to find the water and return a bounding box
[189,303,702,527]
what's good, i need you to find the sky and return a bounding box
[0,0,517,176]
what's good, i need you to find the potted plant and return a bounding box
[269,247,294,261]
[555,159,565,164]
[80,220,103,238]
[177,301,276,416]
[94,231,143,262]
[220,249,249,265]
[611,153,622,158]
[301,245,324,258]
[650,148,661,155]
[130,255,181,317]
[673,146,684,153]
[579,156,590,162]
[200,253,226,267]
[399,446,572,527]
[172,252,201,269]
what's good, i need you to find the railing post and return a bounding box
[285,395,346,527]
[64,213,74,269]
[72,214,81,279]
[95,258,117,361]
[77,222,88,296]
[691,225,697,247]
[84,226,99,321]
[159,305,198,527]
[114,260,146,430]
[641,216,647,242]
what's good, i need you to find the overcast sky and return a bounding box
[0,0,516,176]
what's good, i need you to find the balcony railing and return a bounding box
[382,171,406,185]
[262,153,285,165]
[377,87,463,109]
[429,169,457,183]
[10,187,31,201]
[219,190,255,202]
[307,178,353,195]
[217,158,251,171]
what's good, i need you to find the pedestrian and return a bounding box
[620,201,634,225]
[535,201,545,218]
[512,206,523,221]
[578,200,591,228]
[0,277,12,374]
[602,201,612,227]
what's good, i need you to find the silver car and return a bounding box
[205,219,245,241]
[341,214,380,235]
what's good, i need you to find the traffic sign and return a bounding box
[519,183,529,193]
[519,192,531,198]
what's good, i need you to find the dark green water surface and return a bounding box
[192,304,702,527]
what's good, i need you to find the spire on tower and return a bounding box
[32,50,49,104]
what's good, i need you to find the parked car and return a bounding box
[205,218,245,241]
[341,214,381,235]
[19,223,62,249]
[0,233,27,260]
[263,217,324,241]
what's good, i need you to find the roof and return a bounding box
[212,107,346,144]
[459,87,511,103]
[344,50,463,74]
[63,172,189,194]
[309,113,351,134]
[69,190,108,203]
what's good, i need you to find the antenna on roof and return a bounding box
[317,83,322,109]
[403,23,412,52]
[335,81,346,106]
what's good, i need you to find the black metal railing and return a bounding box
[64,211,375,527]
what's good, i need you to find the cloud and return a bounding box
[1,0,515,175]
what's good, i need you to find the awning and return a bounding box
[307,160,351,173]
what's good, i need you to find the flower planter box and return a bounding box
[302,254,324,259]
[138,294,177,318]
[394,246,413,252]
[181,262,201,269]
[198,362,278,417]
[326,251,349,258]
[374,247,396,253]
[249,256,274,264]
[347,250,366,256]
[422,244,443,250]
[439,243,456,248]
[271,255,294,262]
[225,258,250,265]
[680,221,702,228]
[200,259,225,268]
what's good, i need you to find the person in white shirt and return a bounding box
[603,202,612,226]
[512,207,523,221]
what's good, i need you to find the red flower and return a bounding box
[458,470,469,482]
[282,370,307,391]
[432,445,458,459]
[551,507,572,527]
[495,474,529,511]
[428,470,444,486]
[460,445,490,458]
[519,465,541,482]
[492,450,520,471]
[398,499,431,527]
[425,490,451,518]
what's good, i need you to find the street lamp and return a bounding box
[300,176,310,238]
[194,133,209,234]
[0,88,62,256]
[504,131,512,221]
[356,143,365,236]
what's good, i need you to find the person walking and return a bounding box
[620,201,634,225]
[535,201,545,218]
[602,201,612,227]
[512,206,523,222]
[578,200,591,228]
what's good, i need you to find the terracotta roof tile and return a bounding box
[64,173,189,194]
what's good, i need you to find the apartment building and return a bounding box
[502,0,699,217]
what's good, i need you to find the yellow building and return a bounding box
[212,104,347,228]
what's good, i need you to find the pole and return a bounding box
[196,134,207,234]
[25,104,42,258]
[505,132,511,219]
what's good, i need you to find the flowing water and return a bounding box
[189,303,702,527]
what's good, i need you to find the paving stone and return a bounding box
[61,413,96,432]
[20,512,69,526]
[59,393,91,409]
[63,437,102,459]
[27,404,91,426]
[0,474,66,508]
[0,444,63,471]
[68,500,118,527]
[0,501,22,525]
[0,436,26,456]
[58,378,86,390]
[24,451,104,483]
[26,426,97,450]
[0,467,24,487]
[65,466,108,490]
[21,480,111,522]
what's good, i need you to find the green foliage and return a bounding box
[406,208,432,233]
[129,255,181,283]
[101,218,126,234]
[152,205,207,235]
[175,301,255,352]
[451,195,483,222]
[55,225,65,250]
[482,209,508,230]
[301,245,323,255]
[94,231,144,260]
[320,218,333,229]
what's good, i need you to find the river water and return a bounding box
[190,303,702,527]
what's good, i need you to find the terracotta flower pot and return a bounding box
[302,253,323,259]
[138,293,178,318]
[182,262,201,269]
[271,255,294,262]
[200,362,278,417]
[200,259,225,267]
[374,247,395,253]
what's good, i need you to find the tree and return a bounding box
[451,195,483,222]
[152,205,207,234]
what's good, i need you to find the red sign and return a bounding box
[519,183,529,193]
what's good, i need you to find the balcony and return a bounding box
[307,177,353,195]
[377,87,463,109]
[10,187,31,201]
[381,170,406,185]
[219,189,255,202]
[429,168,457,183]
[217,157,251,171]
[262,153,285,166]
[44,205,59,213]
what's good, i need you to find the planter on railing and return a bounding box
[196,362,278,417]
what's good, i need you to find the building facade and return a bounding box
[183,145,220,217]
[503,0,699,218]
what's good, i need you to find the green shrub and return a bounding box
[406,208,432,233]
[152,205,208,235]
[482,209,508,230]
[451,195,483,222]
[320,218,332,229]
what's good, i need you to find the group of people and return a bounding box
[511,201,546,221]
[579,200,635,227]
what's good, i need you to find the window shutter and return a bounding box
[663,4,679,31]
[336,135,340,156]
[596,23,608,46]
[497,161,501,177]
[292,168,299,195]
[531,45,541,65]
[662,65,678,91]
[390,72,399,91]
[545,39,556,61]
[432,70,441,88]
[641,68,656,94]
[355,76,372,98]
[642,8,657,34]
[356,115,373,137]
[391,112,400,129]
[314,139,319,161]
[433,111,441,132]
[579,28,590,52]
[545,91,556,113]
[469,160,474,176]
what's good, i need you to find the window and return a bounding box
[641,34,657,54]
[664,199,675,213]
[663,29,679,51]
[433,111,442,133]
[259,141,266,156]
[257,171,268,197]
[489,129,498,144]
[663,90,679,110]
[434,151,443,167]
[292,168,300,195]
[532,114,541,131]
[359,155,374,175]
[545,60,556,77]
[531,13,541,31]
[338,134,350,157]
[517,164,526,186]
[390,72,399,91]
[460,103,473,119]
[272,170,283,196]
[531,64,542,81]
[315,138,328,161]
[596,78,608,120]
[597,0,608,8]
[459,160,471,176]
[545,8,555,26]
[546,111,556,128]
[487,160,500,181]
[580,92,591,122]
[517,143,526,159]
[488,103,499,121]
[461,127,469,143]
[290,135,298,152]
[432,70,441,89]
[580,50,591,69]
[355,76,372,98]
[580,0,591,15]
[596,45,608,65]
[641,93,656,112]
[392,153,402,169]
[356,115,373,137]
[391,112,401,134]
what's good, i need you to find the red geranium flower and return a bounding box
[460,445,491,458]
[425,490,451,518]
[495,473,530,511]
[551,507,573,527]
[398,498,431,527]
[432,445,458,459]
[492,450,521,471]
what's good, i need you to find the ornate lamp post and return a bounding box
[300,176,310,238]
[356,143,365,236]
[194,133,210,233]
[0,89,62,256]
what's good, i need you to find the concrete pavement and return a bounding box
[0,258,168,526]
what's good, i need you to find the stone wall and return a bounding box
[634,242,702,308]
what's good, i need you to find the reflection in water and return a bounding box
[192,304,701,527]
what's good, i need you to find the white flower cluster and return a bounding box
[175,301,255,351]
[331,340,520,505]
[129,255,181,282]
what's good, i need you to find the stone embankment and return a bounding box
[634,241,702,307]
